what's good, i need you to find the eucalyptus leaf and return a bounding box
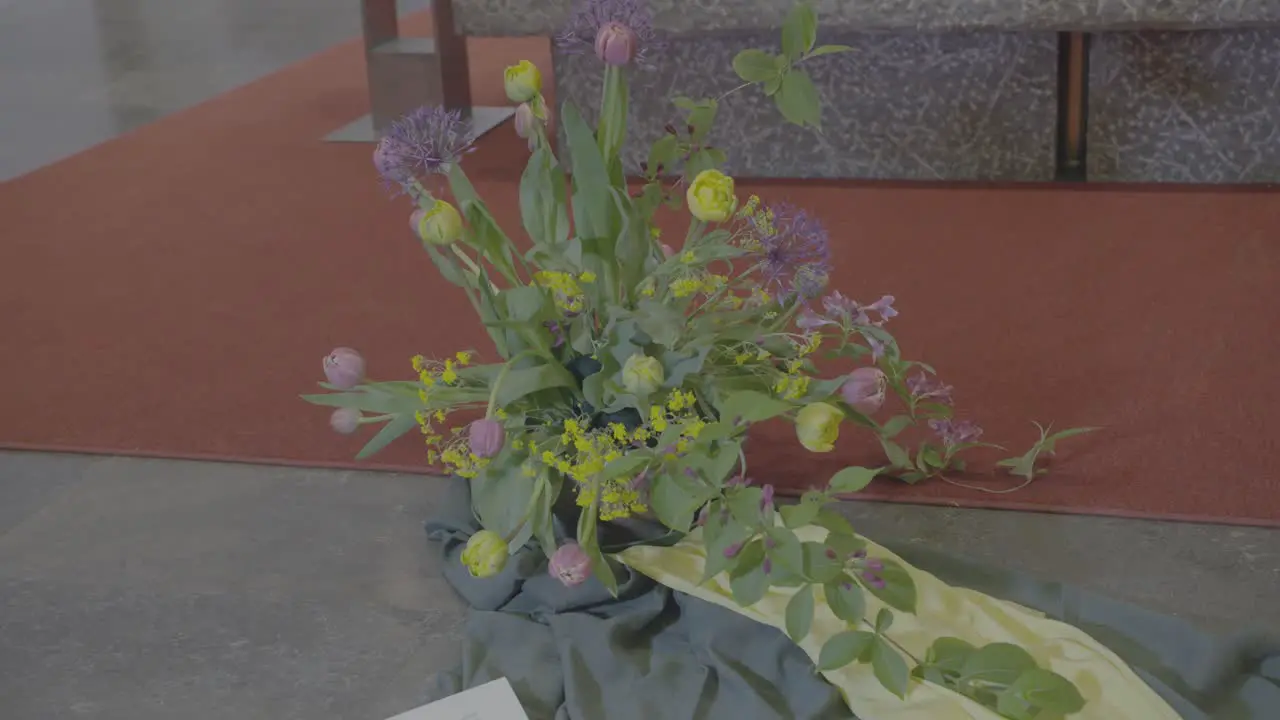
[817,630,875,671]
[785,584,815,642]
[871,639,911,698]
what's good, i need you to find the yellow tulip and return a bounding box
[412,199,464,246]
[503,60,543,103]
[460,530,508,578]
[795,402,843,453]
[685,169,738,223]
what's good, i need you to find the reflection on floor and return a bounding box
[0,1,1277,718]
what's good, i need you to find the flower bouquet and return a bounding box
[306,1,1098,716]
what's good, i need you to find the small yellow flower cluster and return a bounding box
[540,417,645,521]
[534,270,593,313]
[734,194,774,250]
[773,333,822,400]
[411,350,472,401]
[732,345,772,366]
[670,272,729,299]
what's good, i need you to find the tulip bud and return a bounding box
[841,367,888,415]
[549,543,592,586]
[795,402,843,453]
[460,530,508,578]
[503,60,542,103]
[621,354,665,396]
[594,21,638,66]
[514,102,536,140]
[468,418,506,459]
[661,243,675,259]
[411,199,464,246]
[323,347,365,390]
[329,407,361,435]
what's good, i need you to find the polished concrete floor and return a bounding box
[1,1,1279,719]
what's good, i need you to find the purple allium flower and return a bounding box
[549,543,593,586]
[907,372,954,405]
[928,418,983,447]
[376,106,475,187]
[751,204,831,301]
[555,0,663,70]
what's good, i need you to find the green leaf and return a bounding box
[779,491,824,528]
[421,242,469,288]
[874,607,894,634]
[685,99,718,144]
[472,456,537,540]
[597,454,649,483]
[650,472,708,532]
[817,630,875,671]
[880,438,912,469]
[728,539,770,605]
[683,148,722,179]
[495,363,577,408]
[733,49,780,82]
[828,466,877,494]
[880,415,913,438]
[647,133,680,176]
[824,577,866,624]
[774,70,822,128]
[785,585,815,642]
[519,146,554,246]
[871,639,911,698]
[802,541,842,583]
[808,44,853,58]
[721,390,793,423]
[560,101,615,240]
[354,413,417,459]
[765,525,804,573]
[781,3,818,61]
[577,495,619,596]
[813,508,856,537]
[763,75,784,96]
[865,559,917,613]
[701,514,753,582]
[726,486,765,526]
[634,298,685,347]
[1002,668,1087,714]
[923,637,977,675]
[959,643,1039,689]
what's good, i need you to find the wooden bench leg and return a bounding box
[325,0,513,143]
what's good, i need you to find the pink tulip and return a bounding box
[594,21,638,66]
[549,542,592,586]
[468,418,506,459]
[661,243,675,259]
[841,367,887,415]
[330,407,361,435]
[323,347,365,390]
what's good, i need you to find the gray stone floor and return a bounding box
[1,1,1279,718]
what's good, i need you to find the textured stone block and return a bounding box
[1089,29,1280,183]
[554,31,1057,181]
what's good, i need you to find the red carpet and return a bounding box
[2,14,1279,526]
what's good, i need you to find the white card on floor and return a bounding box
[383,678,530,720]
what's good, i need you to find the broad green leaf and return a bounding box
[684,148,723,179]
[880,438,912,469]
[828,466,877,494]
[923,637,977,675]
[872,639,911,698]
[763,75,784,96]
[661,343,712,389]
[1001,668,1086,714]
[813,507,857,537]
[802,541,843,584]
[519,146,553,246]
[650,472,708,531]
[701,515,753,582]
[495,363,577,408]
[561,101,615,240]
[721,390,793,423]
[774,69,822,128]
[824,533,867,559]
[959,643,1039,689]
[733,49,780,82]
[726,486,765,526]
[880,414,913,438]
[728,539,769,605]
[764,525,804,573]
[824,577,866,624]
[874,607,894,634]
[354,412,417,459]
[685,99,718,144]
[779,491,824,528]
[422,242,469,288]
[781,3,818,60]
[634,298,685,347]
[785,584,815,642]
[865,559,918,613]
[597,454,649,483]
[817,630,875,671]
[472,455,537,539]
[577,494,619,596]
[647,133,680,176]
[530,473,560,559]
[808,44,853,58]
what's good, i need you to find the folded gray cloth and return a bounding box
[425,478,1280,719]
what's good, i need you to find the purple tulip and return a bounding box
[594,21,638,66]
[841,367,887,415]
[468,418,506,459]
[549,543,592,586]
[329,407,361,435]
[323,347,365,390]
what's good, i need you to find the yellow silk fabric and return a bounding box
[618,526,1181,720]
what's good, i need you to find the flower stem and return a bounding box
[485,349,539,418]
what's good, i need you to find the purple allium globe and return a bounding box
[374,107,475,189]
[555,0,663,70]
[323,347,365,390]
[750,203,831,300]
